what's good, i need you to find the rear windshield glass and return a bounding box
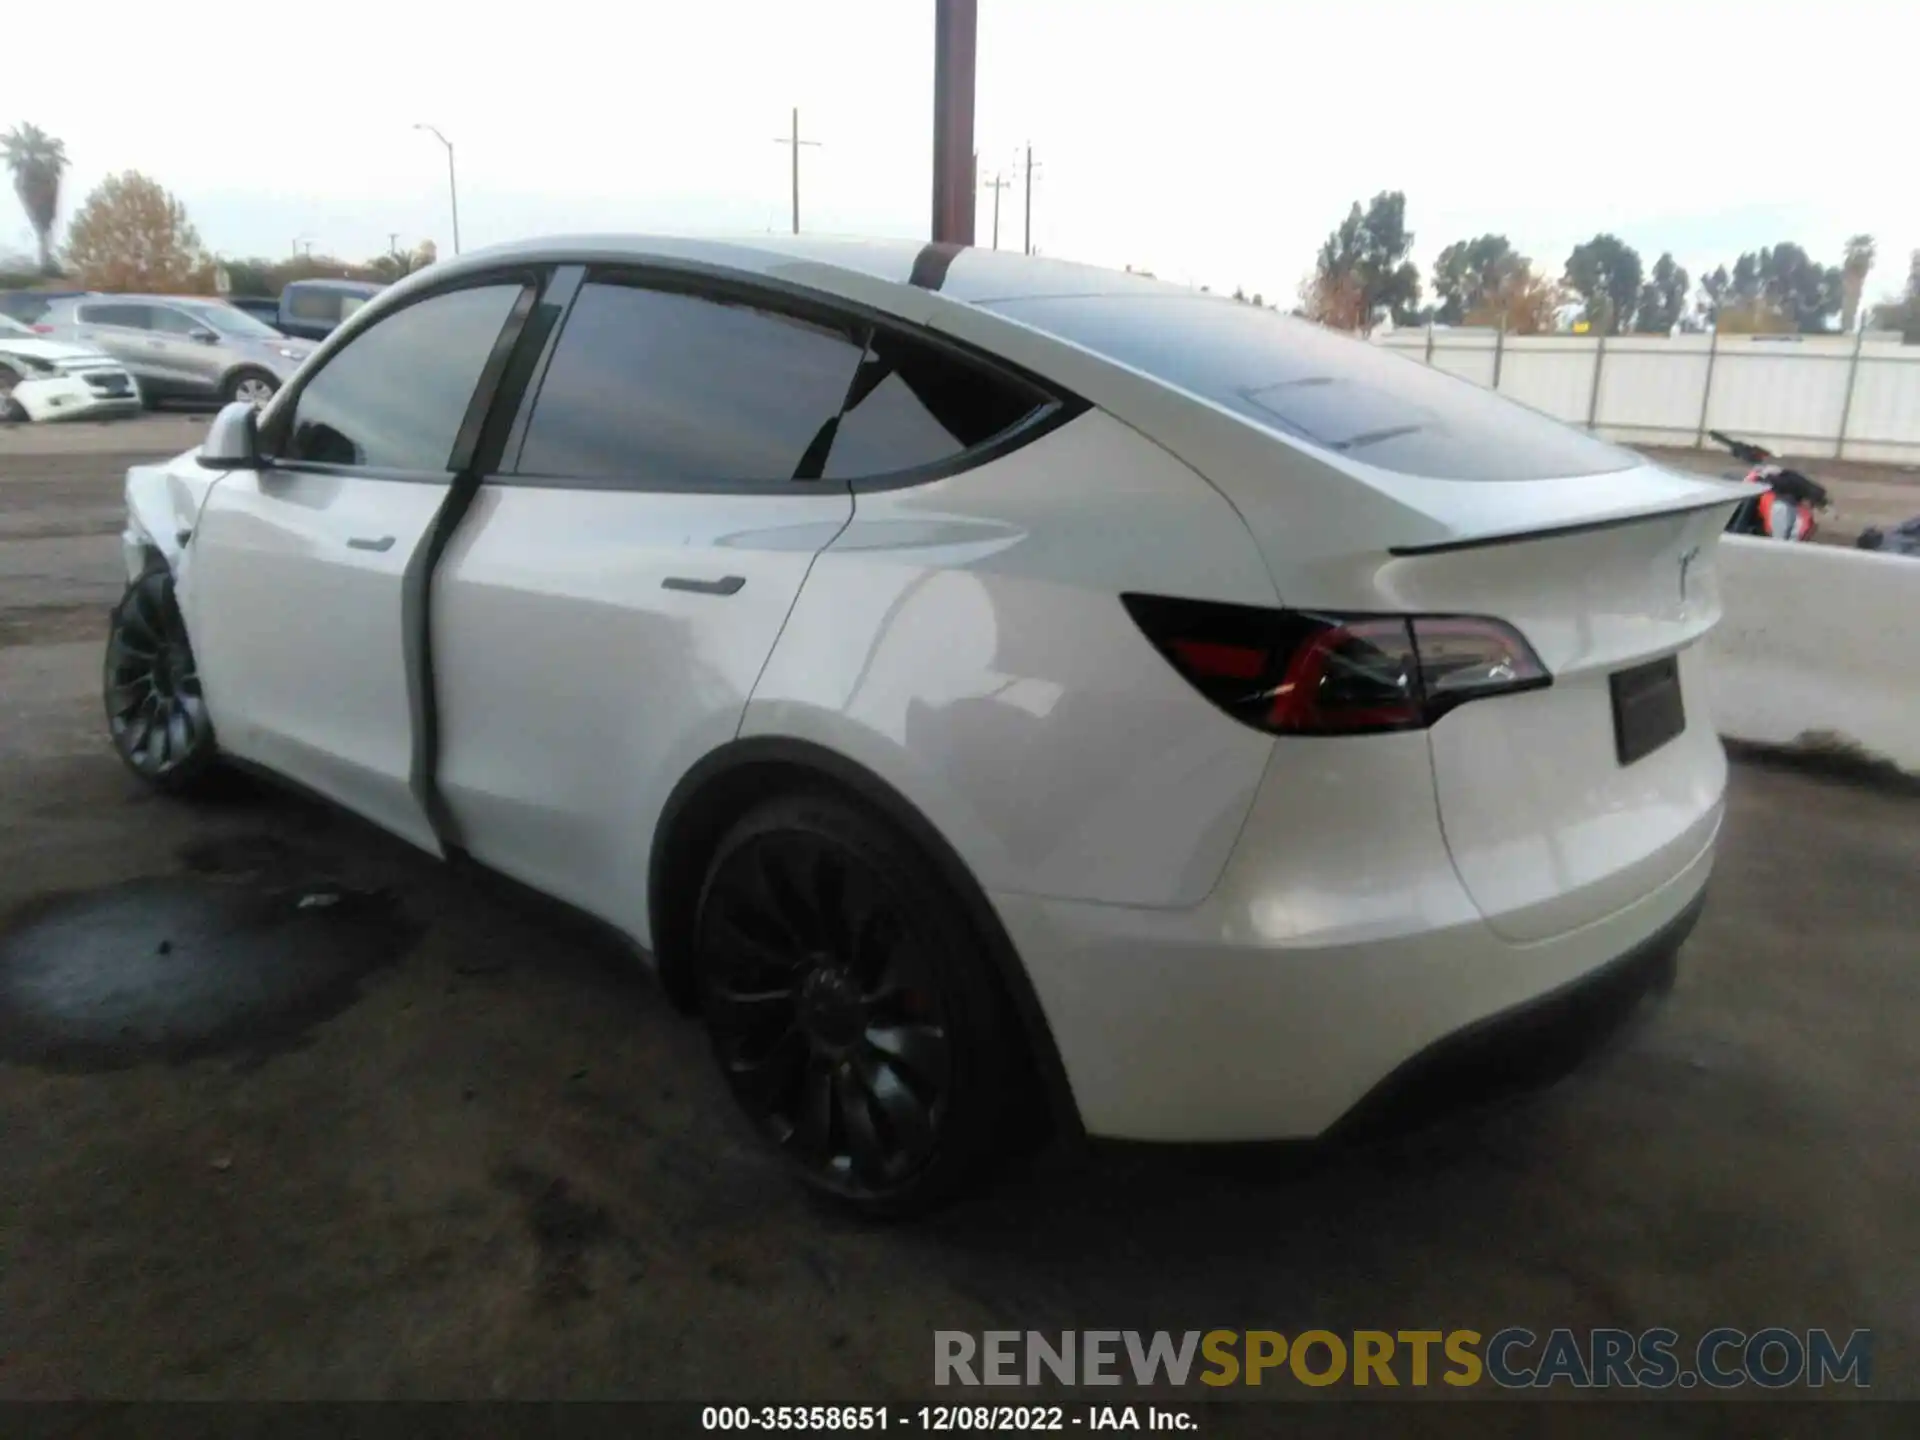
[986,294,1637,481]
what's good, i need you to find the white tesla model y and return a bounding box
[108,237,1740,1212]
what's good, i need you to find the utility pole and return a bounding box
[772,107,821,235]
[981,170,1011,250]
[930,0,978,245]
[1020,142,1042,255]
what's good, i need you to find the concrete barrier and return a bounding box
[1705,535,1920,777]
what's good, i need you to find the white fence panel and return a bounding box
[1845,350,1920,464]
[1374,327,1920,462]
[1429,339,1498,387]
[1704,346,1852,453]
[1496,339,1597,423]
[1595,339,1712,446]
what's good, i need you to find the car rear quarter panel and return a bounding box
[742,409,1281,909]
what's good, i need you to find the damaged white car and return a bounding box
[105,238,1738,1215]
[0,314,142,421]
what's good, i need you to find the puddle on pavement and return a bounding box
[0,866,417,1070]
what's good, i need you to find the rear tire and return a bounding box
[103,560,219,795]
[693,791,1021,1217]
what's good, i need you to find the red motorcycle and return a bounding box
[1709,431,1829,542]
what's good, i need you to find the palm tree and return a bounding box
[3,123,70,275]
[1841,234,1876,334]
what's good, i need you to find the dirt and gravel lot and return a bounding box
[1,417,1917,1422]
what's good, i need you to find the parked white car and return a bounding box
[109,237,1743,1213]
[0,314,141,421]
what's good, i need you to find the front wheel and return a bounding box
[693,792,1022,1216]
[222,368,278,407]
[104,561,218,793]
[0,363,25,423]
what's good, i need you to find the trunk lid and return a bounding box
[1383,490,1740,941]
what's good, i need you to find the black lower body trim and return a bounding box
[1089,884,1709,1162]
[1323,884,1709,1144]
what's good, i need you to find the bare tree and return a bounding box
[65,172,207,292]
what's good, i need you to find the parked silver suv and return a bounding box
[37,295,316,407]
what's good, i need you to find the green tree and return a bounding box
[1841,234,1876,334]
[1696,264,1730,326]
[1704,244,1843,333]
[64,172,205,292]
[1564,234,1644,333]
[1463,261,1563,335]
[1430,234,1521,326]
[2,122,69,275]
[217,257,281,297]
[1306,191,1422,331]
[1759,243,1842,332]
[1632,253,1691,334]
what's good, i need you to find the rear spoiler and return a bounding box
[1387,493,1745,557]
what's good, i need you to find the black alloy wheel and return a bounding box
[104,561,217,792]
[695,793,1017,1215]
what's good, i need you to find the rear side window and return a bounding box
[81,303,149,329]
[515,281,866,483]
[822,329,1051,480]
[283,282,522,472]
[989,294,1637,481]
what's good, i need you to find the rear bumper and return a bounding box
[992,734,1722,1142]
[1324,881,1706,1142]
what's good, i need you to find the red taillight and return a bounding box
[30,324,53,334]
[1122,594,1549,736]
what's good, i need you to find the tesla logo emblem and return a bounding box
[1678,545,1701,602]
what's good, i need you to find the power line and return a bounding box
[772,107,823,235]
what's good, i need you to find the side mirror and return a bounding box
[200,400,261,471]
[189,327,220,344]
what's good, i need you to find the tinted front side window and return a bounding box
[990,294,1637,481]
[822,330,1049,480]
[284,283,521,471]
[516,281,865,483]
[149,308,202,337]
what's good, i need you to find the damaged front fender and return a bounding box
[123,450,225,595]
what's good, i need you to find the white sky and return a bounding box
[9,0,1917,306]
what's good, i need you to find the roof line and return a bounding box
[977,289,1218,306]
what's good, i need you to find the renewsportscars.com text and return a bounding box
[934,1328,1872,1390]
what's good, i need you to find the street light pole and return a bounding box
[413,123,461,255]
